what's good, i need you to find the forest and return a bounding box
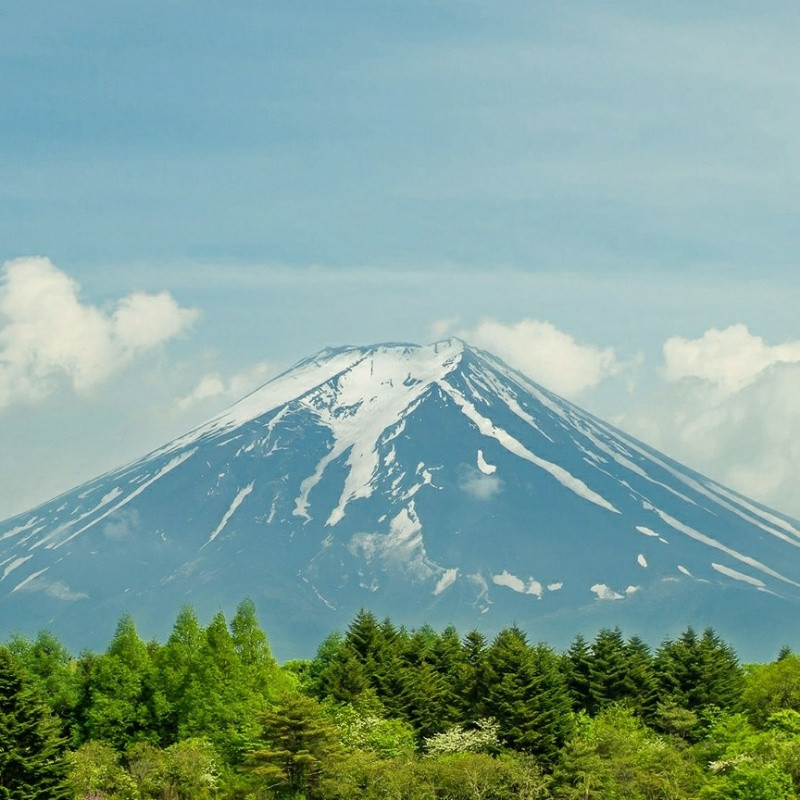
[4,600,800,799]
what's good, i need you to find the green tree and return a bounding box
[697,711,797,799]
[8,631,77,739]
[588,627,630,713]
[0,646,69,799]
[553,705,700,799]
[456,630,489,721]
[327,698,416,759]
[563,634,592,714]
[308,633,369,704]
[484,627,573,763]
[230,597,286,702]
[179,611,253,763]
[75,613,156,749]
[655,627,743,714]
[744,654,800,728]
[152,604,203,744]
[245,692,342,799]
[66,740,136,800]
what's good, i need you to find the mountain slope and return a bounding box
[2,339,799,659]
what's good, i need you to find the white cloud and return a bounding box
[102,509,141,541]
[15,574,87,601]
[662,324,800,393]
[429,316,460,339]
[439,317,622,398]
[622,326,800,520]
[0,256,198,410]
[177,361,274,411]
[459,468,502,500]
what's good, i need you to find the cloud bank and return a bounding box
[623,325,800,519]
[661,324,800,392]
[435,317,622,398]
[0,257,198,410]
[177,361,274,411]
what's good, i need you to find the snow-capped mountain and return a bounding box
[2,339,799,660]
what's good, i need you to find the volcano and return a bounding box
[2,339,799,659]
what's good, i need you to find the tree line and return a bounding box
[4,601,800,798]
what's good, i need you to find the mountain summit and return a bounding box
[2,339,799,658]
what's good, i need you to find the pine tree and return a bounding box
[588,627,630,713]
[397,661,453,740]
[655,627,742,713]
[484,627,573,763]
[0,647,69,799]
[456,630,489,721]
[315,645,369,704]
[697,627,744,711]
[345,609,385,666]
[8,631,77,739]
[245,692,341,799]
[624,635,659,720]
[563,634,593,713]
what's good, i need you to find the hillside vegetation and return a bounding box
[4,600,800,799]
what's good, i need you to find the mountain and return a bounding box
[2,339,800,660]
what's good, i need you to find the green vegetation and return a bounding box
[4,602,800,798]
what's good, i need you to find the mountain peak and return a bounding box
[2,340,799,660]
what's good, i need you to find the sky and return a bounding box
[2,1,800,520]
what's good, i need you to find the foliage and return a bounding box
[424,718,500,756]
[244,692,343,798]
[553,705,701,799]
[327,698,416,759]
[10,604,800,799]
[745,655,800,728]
[0,646,69,799]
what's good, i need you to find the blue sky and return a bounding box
[3,1,800,519]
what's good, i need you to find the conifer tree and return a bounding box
[655,626,743,713]
[179,611,252,763]
[456,630,489,721]
[8,631,77,738]
[397,660,454,739]
[317,645,370,704]
[245,692,341,799]
[345,609,385,666]
[230,597,285,702]
[0,647,69,799]
[624,635,659,720]
[76,612,156,748]
[588,627,630,713]
[563,634,593,713]
[484,627,573,763]
[153,604,203,744]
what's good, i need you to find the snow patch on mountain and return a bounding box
[712,562,766,588]
[434,568,459,596]
[349,500,451,582]
[476,450,496,475]
[492,571,543,598]
[591,583,624,601]
[644,502,800,588]
[2,555,32,580]
[440,382,619,514]
[206,483,254,546]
